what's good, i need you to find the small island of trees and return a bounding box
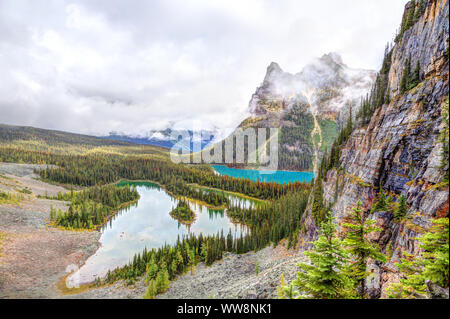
[169,200,195,225]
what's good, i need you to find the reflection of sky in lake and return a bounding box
[67,183,250,287]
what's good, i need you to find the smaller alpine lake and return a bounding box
[211,165,315,184]
[66,181,256,287]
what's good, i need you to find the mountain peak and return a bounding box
[248,52,376,119]
[267,61,282,72]
[263,62,284,83]
[319,52,345,67]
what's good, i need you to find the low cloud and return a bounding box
[0,0,407,136]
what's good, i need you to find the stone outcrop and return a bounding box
[426,280,450,298]
[300,0,449,298]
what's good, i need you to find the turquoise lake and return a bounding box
[66,182,254,287]
[211,165,315,184]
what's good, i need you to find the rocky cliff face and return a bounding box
[300,0,449,298]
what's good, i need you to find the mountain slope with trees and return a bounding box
[203,54,375,171]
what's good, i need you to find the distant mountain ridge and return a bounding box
[0,123,132,147]
[104,128,218,152]
[0,124,217,153]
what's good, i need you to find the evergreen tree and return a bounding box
[385,87,391,104]
[200,242,208,262]
[170,258,178,278]
[394,194,408,220]
[226,229,233,252]
[345,102,353,138]
[386,194,394,207]
[49,205,56,221]
[415,0,425,22]
[144,279,157,299]
[400,8,408,33]
[409,60,421,89]
[176,249,184,270]
[277,274,296,299]
[334,174,339,203]
[400,56,411,93]
[380,43,392,74]
[312,179,327,224]
[155,263,170,293]
[386,218,449,298]
[189,246,196,274]
[420,219,449,288]
[145,255,158,283]
[406,0,417,29]
[280,212,354,299]
[343,200,386,298]
[371,186,388,212]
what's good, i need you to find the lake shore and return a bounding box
[189,183,266,204]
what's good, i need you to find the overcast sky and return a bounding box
[0,0,408,136]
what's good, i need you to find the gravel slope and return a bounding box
[158,244,305,299]
[0,163,100,298]
[69,242,305,299]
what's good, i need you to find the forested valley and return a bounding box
[0,135,313,297]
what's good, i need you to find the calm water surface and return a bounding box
[211,165,315,184]
[67,182,253,287]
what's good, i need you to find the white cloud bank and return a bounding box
[0,0,407,136]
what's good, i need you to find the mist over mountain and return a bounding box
[248,52,376,124]
[106,53,376,163]
[218,52,376,171]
